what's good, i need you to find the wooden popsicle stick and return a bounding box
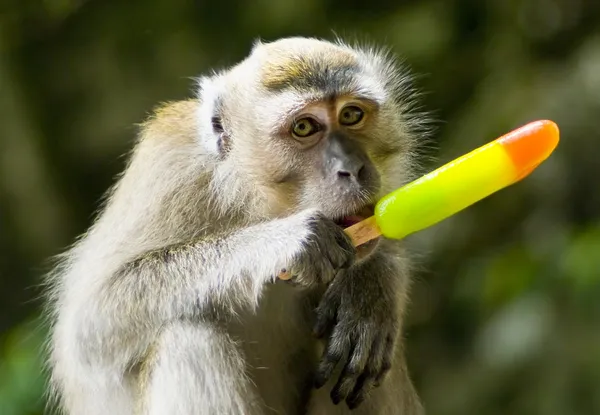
[277,216,381,280]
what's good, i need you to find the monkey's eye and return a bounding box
[291,117,321,138]
[339,106,364,126]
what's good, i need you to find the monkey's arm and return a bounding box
[80,209,353,348]
[312,240,410,409]
[100,217,304,330]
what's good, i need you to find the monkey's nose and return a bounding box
[337,163,365,180]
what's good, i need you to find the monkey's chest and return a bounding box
[226,283,319,413]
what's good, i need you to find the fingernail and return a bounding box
[314,374,326,389]
[347,398,362,410]
[331,389,342,405]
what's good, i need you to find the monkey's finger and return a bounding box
[374,334,395,387]
[346,372,377,409]
[316,221,353,271]
[313,306,337,339]
[330,331,372,404]
[310,239,340,284]
[313,282,342,338]
[314,324,350,389]
[346,336,385,408]
[365,335,386,376]
[317,240,347,277]
[328,237,355,272]
[332,231,355,269]
[286,259,306,282]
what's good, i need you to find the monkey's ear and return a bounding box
[196,75,231,158]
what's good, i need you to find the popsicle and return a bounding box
[278,119,559,280]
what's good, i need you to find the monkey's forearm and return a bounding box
[352,241,410,293]
[351,244,412,324]
[312,241,411,408]
[97,216,308,334]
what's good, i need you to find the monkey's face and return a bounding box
[234,39,417,233]
[267,96,385,223]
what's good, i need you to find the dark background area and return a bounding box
[1,0,600,413]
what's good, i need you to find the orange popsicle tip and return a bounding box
[497,120,560,180]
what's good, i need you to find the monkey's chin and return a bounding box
[334,204,380,260]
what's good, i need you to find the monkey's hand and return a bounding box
[284,210,356,288]
[312,252,402,409]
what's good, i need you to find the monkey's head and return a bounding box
[198,37,428,237]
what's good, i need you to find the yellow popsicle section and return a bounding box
[373,120,560,240]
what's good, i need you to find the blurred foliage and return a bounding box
[1,0,600,414]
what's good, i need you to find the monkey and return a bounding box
[43,36,430,415]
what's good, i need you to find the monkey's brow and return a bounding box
[304,94,382,112]
[262,59,361,94]
[343,95,381,108]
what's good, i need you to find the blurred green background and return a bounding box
[1,0,600,414]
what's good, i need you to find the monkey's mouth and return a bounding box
[334,204,375,228]
[334,204,380,260]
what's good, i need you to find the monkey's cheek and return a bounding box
[355,237,380,261]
